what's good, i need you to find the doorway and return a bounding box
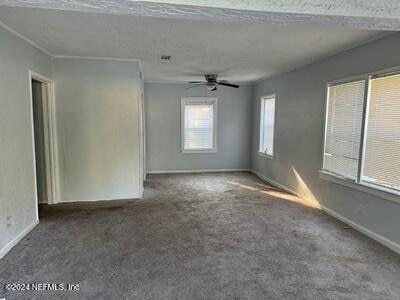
[29,71,57,209]
[32,79,48,204]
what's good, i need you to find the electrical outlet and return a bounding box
[356,204,366,218]
[6,216,12,227]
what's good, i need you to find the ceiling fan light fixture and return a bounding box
[207,84,217,91]
[186,74,239,91]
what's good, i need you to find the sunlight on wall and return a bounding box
[291,167,320,208]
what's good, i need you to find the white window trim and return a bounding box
[258,152,274,159]
[322,79,367,180]
[320,66,400,202]
[181,97,218,154]
[258,94,276,159]
[319,170,400,205]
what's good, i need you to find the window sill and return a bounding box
[319,170,400,205]
[258,152,274,159]
[181,149,217,154]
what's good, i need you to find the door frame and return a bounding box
[29,70,59,213]
[140,68,146,182]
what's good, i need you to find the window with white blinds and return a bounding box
[258,95,276,157]
[362,74,400,191]
[323,81,365,179]
[181,97,217,153]
[323,71,400,195]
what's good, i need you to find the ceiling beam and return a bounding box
[0,0,399,30]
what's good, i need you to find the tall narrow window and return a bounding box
[181,97,217,153]
[362,74,400,191]
[259,95,276,157]
[323,81,365,179]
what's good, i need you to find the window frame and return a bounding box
[181,97,218,154]
[322,78,368,181]
[258,94,276,159]
[321,67,400,203]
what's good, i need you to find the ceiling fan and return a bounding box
[186,74,240,91]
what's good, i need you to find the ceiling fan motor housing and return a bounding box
[205,74,218,91]
[205,74,218,83]
[186,74,239,91]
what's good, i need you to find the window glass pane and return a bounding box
[323,81,365,179]
[184,104,213,150]
[259,96,275,156]
[362,74,400,191]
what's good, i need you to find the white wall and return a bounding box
[0,33,143,257]
[145,83,253,172]
[53,58,143,202]
[251,33,400,253]
[0,26,52,257]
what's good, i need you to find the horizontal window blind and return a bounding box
[362,74,400,191]
[323,81,365,179]
[184,104,214,150]
[259,96,275,156]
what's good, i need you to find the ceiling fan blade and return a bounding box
[218,82,240,88]
[188,81,204,84]
[186,83,206,89]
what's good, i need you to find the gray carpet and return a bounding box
[1,172,399,299]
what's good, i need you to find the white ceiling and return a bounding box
[0,7,386,83]
[2,0,400,30]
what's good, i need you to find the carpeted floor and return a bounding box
[1,172,400,299]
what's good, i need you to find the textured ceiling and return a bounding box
[1,0,400,30]
[0,7,386,83]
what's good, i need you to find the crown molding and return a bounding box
[0,20,53,56]
[53,55,141,62]
[253,31,395,85]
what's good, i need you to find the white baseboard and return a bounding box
[0,219,39,260]
[148,168,250,174]
[252,170,301,197]
[251,170,400,255]
[321,205,400,255]
[56,195,141,204]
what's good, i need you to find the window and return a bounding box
[362,74,400,191]
[181,97,217,153]
[323,72,400,194]
[259,95,276,157]
[323,81,365,179]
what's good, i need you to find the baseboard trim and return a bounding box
[56,196,141,204]
[251,170,400,255]
[321,205,400,255]
[148,169,250,174]
[251,170,301,197]
[0,219,39,260]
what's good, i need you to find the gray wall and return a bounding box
[145,83,252,172]
[251,33,400,249]
[0,26,52,255]
[53,58,143,202]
